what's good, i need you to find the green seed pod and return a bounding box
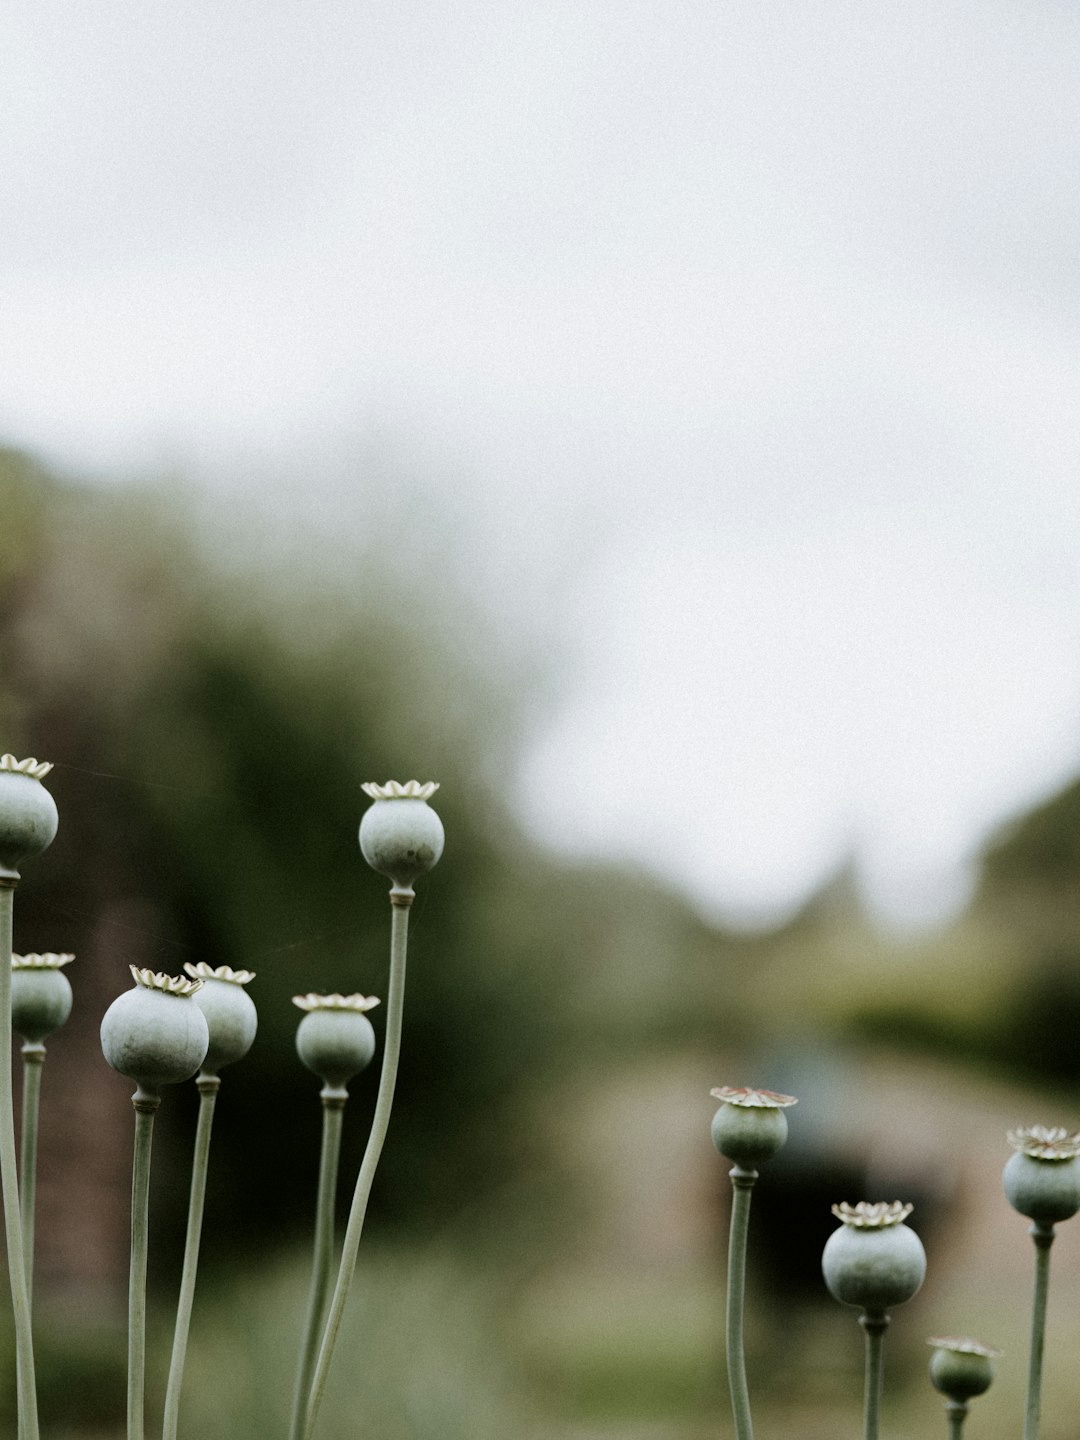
[184,963,258,1076]
[822,1202,927,1313]
[11,952,74,1043]
[0,756,59,879]
[1003,1127,1080,1224]
[359,781,444,891]
[294,993,380,1096]
[710,1086,797,1166]
[100,967,209,1101]
[927,1337,999,1401]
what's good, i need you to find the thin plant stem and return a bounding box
[859,1310,889,1440]
[725,1165,757,1440]
[129,1095,160,1440]
[302,891,412,1440]
[161,1076,220,1440]
[1023,1222,1055,1440]
[0,881,40,1440]
[946,1399,969,1440]
[289,1095,346,1440]
[19,1043,45,1310]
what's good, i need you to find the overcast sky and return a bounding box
[4,1,1080,927]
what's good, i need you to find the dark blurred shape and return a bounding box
[982,777,1080,896]
[844,772,1080,1086]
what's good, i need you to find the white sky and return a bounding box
[3,1,1080,927]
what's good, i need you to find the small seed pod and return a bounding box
[710,1086,798,1166]
[100,967,209,1101]
[822,1201,927,1313]
[0,756,59,879]
[927,1337,1000,1402]
[359,781,444,891]
[183,962,258,1076]
[294,993,380,1097]
[1003,1126,1080,1224]
[11,952,74,1043]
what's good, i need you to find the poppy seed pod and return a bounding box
[184,962,258,1076]
[11,952,74,1043]
[822,1202,927,1313]
[927,1337,1000,1402]
[359,781,444,891]
[100,967,209,1100]
[710,1086,797,1166]
[1003,1126,1080,1224]
[0,756,59,879]
[294,993,380,1096]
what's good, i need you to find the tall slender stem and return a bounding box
[302,891,412,1440]
[726,1165,757,1440]
[162,1076,220,1440]
[129,1095,160,1440]
[289,1095,346,1440]
[20,1044,45,1310]
[859,1310,889,1440]
[946,1399,969,1440]
[0,881,40,1440]
[1024,1222,1055,1440]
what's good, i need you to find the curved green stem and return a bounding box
[129,1094,160,1440]
[289,1095,346,1440]
[0,883,40,1440]
[859,1310,889,1440]
[20,1044,45,1311]
[302,890,412,1440]
[946,1399,968,1440]
[162,1076,219,1440]
[725,1165,757,1440]
[1024,1222,1055,1440]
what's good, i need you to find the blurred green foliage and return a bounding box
[839,780,1080,1086]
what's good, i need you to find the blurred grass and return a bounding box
[11,1242,538,1440]
[180,1246,536,1440]
[19,1258,1080,1440]
[515,1266,722,1423]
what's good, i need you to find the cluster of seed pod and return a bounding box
[0,757,445,1440]
[709,1088,1080,1439]
[94,780,445,1096]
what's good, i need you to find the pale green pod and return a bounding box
[184,963,258,1076]
[294,993,379,1097]
[359,781,444,890]
[1004,1127,1080,1224]
[822,1202,926,1313]
[11,952,74,1042]
[101,968,209,1100]
[710,1086,797,1166]
[0,756,58,879]
[928,1337,999,1401]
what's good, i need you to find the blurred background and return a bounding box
[3,3,1080,1437]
